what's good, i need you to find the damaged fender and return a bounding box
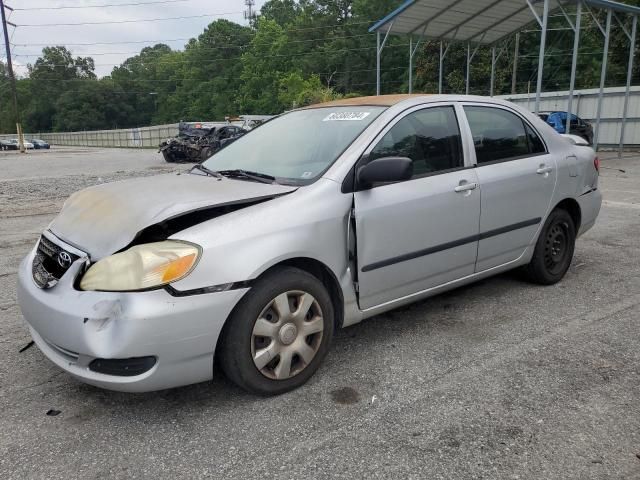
[49,172,297,260]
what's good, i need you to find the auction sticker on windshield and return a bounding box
[323,112,371,121]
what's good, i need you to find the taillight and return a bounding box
[594,156,600,173]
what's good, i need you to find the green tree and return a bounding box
[24,46,96,131]
[53,80,135,131]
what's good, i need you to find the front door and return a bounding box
[462,105,557,272]
[354,105,481,310]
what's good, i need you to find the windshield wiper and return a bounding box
[217,169,276,184]
[191,164,223,179]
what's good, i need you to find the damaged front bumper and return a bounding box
[17,247,249,392]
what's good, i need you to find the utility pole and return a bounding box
[0,0,24,152]
[243,0,256,28]
[511,32,519,95]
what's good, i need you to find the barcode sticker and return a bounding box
[323,112,371,121]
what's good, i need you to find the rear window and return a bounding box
[464,106,545,164]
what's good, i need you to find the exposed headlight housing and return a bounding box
[79,241,200,292]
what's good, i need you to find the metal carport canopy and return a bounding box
[369,0,638,44]
[370,0,640,154]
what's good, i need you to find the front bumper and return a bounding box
[17,247,249,392]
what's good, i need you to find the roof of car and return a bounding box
[305,94,429,108]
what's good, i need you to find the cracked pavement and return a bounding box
[0,147,639,479]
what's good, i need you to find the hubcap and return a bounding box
[251,290,324,380]
[279,323,298,345]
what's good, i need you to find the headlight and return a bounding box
[80,241,200,292]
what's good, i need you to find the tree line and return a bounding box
[1,0,639,134]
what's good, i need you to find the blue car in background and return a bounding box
[539,112,594,145]
[31,139,50,149]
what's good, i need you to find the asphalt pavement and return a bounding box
[0,146,639,479]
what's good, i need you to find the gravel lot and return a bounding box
[1,146,639,479]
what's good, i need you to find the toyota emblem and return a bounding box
[57,251,73,268]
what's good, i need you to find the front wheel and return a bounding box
[200,146,214,161]
[161,150,175,163]
[218,267,334,395]
[523,208,576,285]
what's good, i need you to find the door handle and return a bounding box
[454,182,478,193]
[537,165,553,175]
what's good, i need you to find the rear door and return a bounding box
[461,104,557,272]
[354,104,481,310]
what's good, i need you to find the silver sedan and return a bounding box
[17,95,602,394]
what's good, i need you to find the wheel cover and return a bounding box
[251,290,324,380]
[544,220,570,275]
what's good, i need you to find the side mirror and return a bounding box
[357,157,413,189]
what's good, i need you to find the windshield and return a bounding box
[202,106,386,184]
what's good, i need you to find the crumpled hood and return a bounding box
[49,172,297,259]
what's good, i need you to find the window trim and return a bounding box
[351,103,468,192]
[459,102,549,167]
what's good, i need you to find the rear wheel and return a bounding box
[523,208,576,285]
[218,267,334,395]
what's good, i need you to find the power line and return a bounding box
[23,66,410,83]
[11,33,377,57]
[15,11,244,27]
[11,32,374,49]
[11,19,377,44]
[16,42,412,69]
[13,0,190,10]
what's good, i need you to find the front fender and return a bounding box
[169,179,353,293]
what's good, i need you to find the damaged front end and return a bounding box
[47,172,297,261]
[17,171,295,391]
[159,122,246,164]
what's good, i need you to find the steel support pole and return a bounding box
[594,10,612,150]
[619,16,637,156]
[566,1,582,136]
[490,47,496,97]
[466,43,471,95]
[409,36,413,94]
[512,32,519,94]
[534,0,550,114]
[376,31,381,96]
[439,41,444,94]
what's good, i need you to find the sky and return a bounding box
[2,0,268,77]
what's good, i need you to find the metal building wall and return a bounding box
[499,86,640,147]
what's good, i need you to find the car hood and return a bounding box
[49,172,297,259]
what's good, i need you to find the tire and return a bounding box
[161,150,175,163]
[218,267,335,395]
[523,208,576,285]
[200,146,214,161]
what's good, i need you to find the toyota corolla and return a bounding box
[17,95,601,395]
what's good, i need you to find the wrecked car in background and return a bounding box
[159,121,247,163]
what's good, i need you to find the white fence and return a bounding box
[0,123,179,148]
[2,86,639,148]
[499,85,640,147]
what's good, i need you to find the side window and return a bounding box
[525,124,545,154]
[368,106,463,179]
[464,106,541,164]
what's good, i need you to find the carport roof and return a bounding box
[369,0,640,45]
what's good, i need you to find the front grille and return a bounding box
[32,234,82,289]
